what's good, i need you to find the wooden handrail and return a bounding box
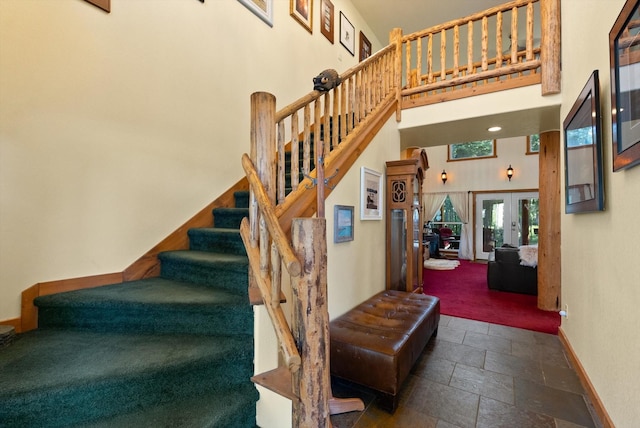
[241,154,301,277]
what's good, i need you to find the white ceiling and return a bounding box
[349,0,560,147]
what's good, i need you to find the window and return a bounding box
[430,196,463,236]
[527,134,540,154]
[448,139,496,161]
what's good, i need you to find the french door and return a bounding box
[475,192,539,260]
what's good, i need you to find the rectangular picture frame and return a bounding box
[290,0,313,33]
[334,205,354,243]
[320,0,334,43]
[238,0,274,27]
[609,0,640,171]
[359,31,371,61]
[361,167,383,220]
[563,70,604,214]
[340,11,355,56]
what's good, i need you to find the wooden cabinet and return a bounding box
[385,149,429,293]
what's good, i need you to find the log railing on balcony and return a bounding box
[243,1,560,426]
[395,0,560,110]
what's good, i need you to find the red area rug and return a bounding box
[423,260,560,334]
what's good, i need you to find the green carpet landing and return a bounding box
[0,191,258,428]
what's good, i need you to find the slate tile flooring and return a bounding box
[330,315,601,428]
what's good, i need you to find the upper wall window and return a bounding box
[527,134,540,154]
[448,139,497,161]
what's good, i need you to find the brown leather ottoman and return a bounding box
[329,290,440,412]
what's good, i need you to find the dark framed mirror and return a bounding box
[563,70,604,214]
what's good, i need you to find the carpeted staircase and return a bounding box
[0,191,258,427]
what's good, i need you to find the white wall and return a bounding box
[422,136,540,193]
[560,1,640,426]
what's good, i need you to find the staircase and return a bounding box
[0,191,258,427]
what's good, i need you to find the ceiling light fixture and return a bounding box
[488,126,502,132]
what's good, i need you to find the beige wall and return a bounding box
[0,0,381,319]
[561,1,640,426]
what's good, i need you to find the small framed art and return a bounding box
[359,31,371,61]
[238,0,274,27]
[361,167,383,220]
[320,0,334,43]
[340,12,355,55]
[291,0,313,33]
[334,205,354,243]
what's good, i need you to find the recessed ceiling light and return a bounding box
[488,126,502,132]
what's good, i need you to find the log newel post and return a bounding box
[390,27,403,122]
[249,92,277,296]
[291,218,331,428]
[540,0,561,95]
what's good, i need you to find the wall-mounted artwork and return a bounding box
[609,0,640,171]
[238,0,274,27]
[563,70,604,214]
[291,0,313,33]
[320,0,334,43]
[359,31,371,61]
[85,0,110,12]
[361,167,383,220]
[340,12,355,56]
[334,205,354,243]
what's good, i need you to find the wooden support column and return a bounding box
[541,0,561,94]
[291,218,331,428]
[538,130,561,310]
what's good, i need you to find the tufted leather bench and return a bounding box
[329,290,440,412]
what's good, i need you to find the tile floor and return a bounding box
[330,315,601,428]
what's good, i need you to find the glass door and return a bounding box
[475,192,539,260]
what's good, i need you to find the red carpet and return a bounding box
[423,260,560,334]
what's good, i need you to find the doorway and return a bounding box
[475,192,539,260]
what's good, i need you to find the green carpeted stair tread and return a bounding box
[82,383,259,428]
[34,278,253,335]
[188,227,246,255]
[213,207,249,229]
[233,190,250,209]
[159,250,248,294]
[0,330,255,426]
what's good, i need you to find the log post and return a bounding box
[390,28,403,121]
[291,218,331,428]
[538,130,561,310]
[541,0,561,94]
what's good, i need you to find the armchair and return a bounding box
[487,245,537,295]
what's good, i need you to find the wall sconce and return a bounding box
[441,170,448,184]
[507,165,514,181]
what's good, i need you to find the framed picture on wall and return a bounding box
[320,0,334,43]
[361,167,383,220]
[84,0,110,12]
[609,0,640,171]
[340,12,355,55]
[238,0,274,27]
[290,0,313,33]
[334,205,354,243]
[563,70,604,214]
[359,31,371,61]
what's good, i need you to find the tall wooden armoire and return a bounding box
[385,149,429,293]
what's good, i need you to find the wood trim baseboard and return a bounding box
[558,327,615,428]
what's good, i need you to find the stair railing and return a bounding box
[397,0,560,109]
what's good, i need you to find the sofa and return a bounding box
[487,245,537,295]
